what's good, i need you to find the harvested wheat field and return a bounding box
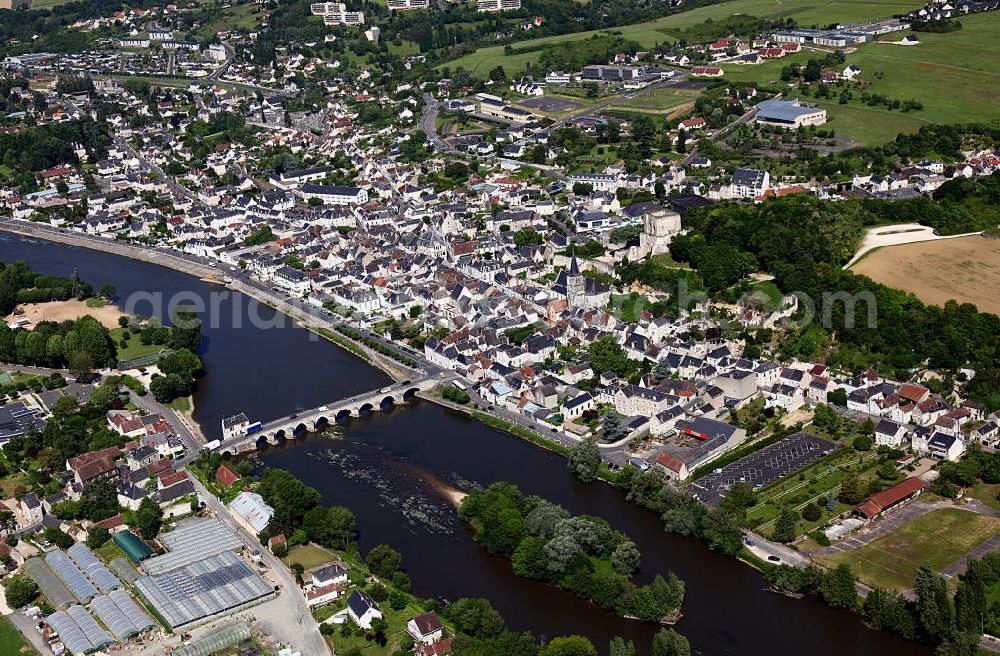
[851,236,1000,316]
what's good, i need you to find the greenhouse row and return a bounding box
[90,590,156,640]
[47,604,114,656]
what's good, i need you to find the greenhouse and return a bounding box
[113,530,152,563]
[46,550,98,604]
[109,589,156,633]
[109,557,140,584]
[134,551,275,629]
[143,517,242,575]
[67,543,121,593]
[47,605,114,655]
[91,595,137,640]
[24,557,75,610]
[173,622,252,656]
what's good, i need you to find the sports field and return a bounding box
[851,235,1000,316]
[816,508,1000,592]
[442,0,923,77]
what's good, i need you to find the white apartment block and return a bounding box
[387,0,429,10]
[477,0,521,11]
[310,2,366,25]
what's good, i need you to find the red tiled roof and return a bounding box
[216,463,241,487]
[655,452,685,473]
[857,477,924,519]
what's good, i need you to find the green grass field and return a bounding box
[817,508,1000,592]
[0,617,35,656]
[442,0,923,76]
[282,544,335,571]
[611,88,694,113]
[110,328,167,362]
[836,12,1000,126]
[721,11,1000,143]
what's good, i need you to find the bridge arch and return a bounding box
[403,387,420,402]
[256,435,269,450]
[335,408,352,423]
[314,416,330,432]
[380,395,395,409]
[293,422,308,436]
[358,402,374,416]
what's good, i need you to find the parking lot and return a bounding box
[689,432,836,507]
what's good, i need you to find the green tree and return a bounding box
[771,508,799,543]
[702,508,744,556]
[588,336,629,376]
[568,439,600,483]
[87,526,111,549]
[650,628,690,656]
[366,544,403,578]
[539,636,596,656]
[511,536,548,579]
[611,540,641,576]
[914,563,954,642]
[2,574,38,608]
[444,598,506,638]
[168,307,203,352]
[135,497,164,539]
[608,637,636,656]
[820,564,858,609]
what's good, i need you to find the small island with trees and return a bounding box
[459,482,685,623]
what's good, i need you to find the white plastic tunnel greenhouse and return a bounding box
[172,622,252,656]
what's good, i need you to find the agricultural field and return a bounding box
[442,0,923,77]
[816,508,1000,592]
[851,235,1000,316]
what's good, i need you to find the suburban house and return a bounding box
[347,590,383,628]
[312,564,349,588]
[406,611,445,644]
[874,419,908,448]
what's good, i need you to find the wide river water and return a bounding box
[1,232,924,655]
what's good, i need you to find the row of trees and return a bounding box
[0,261,93,317]
[459,482,684,622]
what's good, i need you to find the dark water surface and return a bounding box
[1,232,924,655]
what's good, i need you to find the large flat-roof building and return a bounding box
[754,98,827,129]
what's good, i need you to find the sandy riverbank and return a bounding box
[5,298,126,329]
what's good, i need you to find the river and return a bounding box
[0,232,924,655]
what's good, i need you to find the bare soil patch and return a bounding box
[5,299,126,328]
[852,235,1000,316]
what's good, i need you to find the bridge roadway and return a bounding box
[216,375,444,455]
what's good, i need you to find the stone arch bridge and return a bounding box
[215,376,441,456]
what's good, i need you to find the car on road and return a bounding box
[767,555,781,562]
[745,539,755,547]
